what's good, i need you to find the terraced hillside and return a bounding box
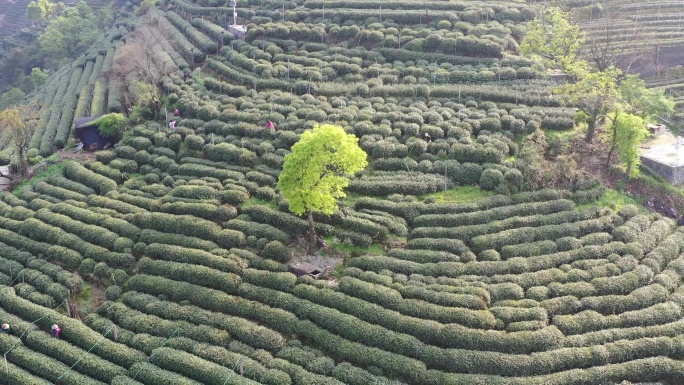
[1,0,684,384]
[0,0,111,40]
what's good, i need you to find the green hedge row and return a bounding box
[150,347,261,385]
[125,274,300,335]
[354,210,408,237]
[0,332,105,384]
[64,161,118,195]
[348,172,446,196]
[387,248,461,263]
[406,238,475,261]
[110,191,160,211]
[0,308,127,382]
[2,360,53,385]
[54,66,83,149]
[426,356,684,384]
[0,287,145,368]
[469,215,618,252]
[143,243,243,274]
[137,257,241,293]
[501,240,558,259]
[153,9,205,64]
[86,161,125,184]
[18,267,69,303]
[190,18,234,42]
[336,276,496,329]
[166,338,290,385]
[138,228,218,251]
[32,180,87,202]
[105,302,231,348]
[160,201,237,221]
[553,302,682,335]
[268,358,344,385]
[47,171,96,195]
[166,11,216,53]
[0,239,83,291]
[34,208,119,249]
[177,163,246,180]
[50,202,141,240]
[128,362,202,385]
[226,219,291,244]
[412,208,607,243]
[349,241,636,281]
[133,212,221,241]
[413,199,575,228]
[88,195,146,214]
[396,284,487,310]
[29,69,63,149]
[121,291,285,351]
[294,319,427,383]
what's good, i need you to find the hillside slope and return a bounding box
[0,1,683,385]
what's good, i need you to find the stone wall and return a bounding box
[641,156,684,185]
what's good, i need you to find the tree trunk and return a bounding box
[307,210,316,256]
[585,118,597,144]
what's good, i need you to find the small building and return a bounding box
[228,25,246,40]
[647,123,668,136]
[288,262,325,279]
[549,69,569,83]
[74,116,116,151]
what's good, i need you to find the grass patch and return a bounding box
[423,185,493,203]
[12,160,65,196]
[342,192,365,207]
[638,166,684,200]
[544,128,579,141]
[242,197,278,209]
[323,236,384,255]
[578,188,645,213]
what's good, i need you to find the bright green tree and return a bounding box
[605,75,675,177]
[38,1,97,68]
[30,67,48,89]
[0,104,39,176]
[555,64,622,144]
[619,74,675,120]
[521,7,622,143]
[92,113,129,139]
[520,7,584,69]
[277,124,368,255]
[27,0,55,21]
[605,111,648,178]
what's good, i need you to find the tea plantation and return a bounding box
[1,0,684,384]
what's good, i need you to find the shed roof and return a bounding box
[74,115,105,129]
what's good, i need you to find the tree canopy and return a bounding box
[277,124,367,254]
[93,113,129,139]
[0,104,39,176]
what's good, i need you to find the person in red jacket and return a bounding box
[265,120,275,133]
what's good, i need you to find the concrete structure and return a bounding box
[228,25,246,40]
[641,156,684,185]
[647,123,668,136]
[640,132,684,184]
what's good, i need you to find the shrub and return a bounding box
[133,212,221,241]
[0,287,146,368]
[479,168,504,190]
[144,243,243,274]
[139,229,219,251]
[105,285,122,300]
[225,219,290,243]
[64,161,117,195]
[263,240,292,263]
[121,291,285,351]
